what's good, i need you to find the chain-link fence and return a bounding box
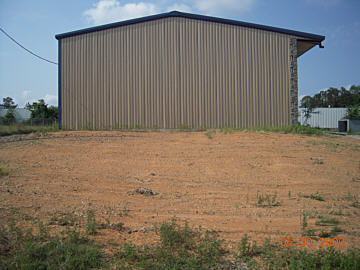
[23,118,58,126]
[0,118,58,126]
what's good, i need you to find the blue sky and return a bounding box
[0,0,359,107]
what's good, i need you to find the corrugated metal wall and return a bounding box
[298,108,347,128]
[61,17,292,129]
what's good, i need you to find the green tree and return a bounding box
[1,97,17,125]
[1,97,17,109]
[1,108,16,124]
[348,85,360,105]
[47,106,59,119]
[25,99,58,120]
[300,95,315,109]
[345,106,360,120]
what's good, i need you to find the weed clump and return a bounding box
[0,123,58,137]
[316,216,339,226]
[117,217,225,269]
[86,210,98,235]
[49,212,76,226]
[0,166,10,177]
[204,130,215,139]
[256,193,280,207]
[204,125,324,139]
[1,213,359,269]
[302,192,325,201]
[0,222,104,270]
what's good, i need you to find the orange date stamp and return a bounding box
[280,237,345,247]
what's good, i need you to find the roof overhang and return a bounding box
[296,39,324,57]
[55,11,325,56]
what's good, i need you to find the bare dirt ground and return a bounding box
[1,130,359,252]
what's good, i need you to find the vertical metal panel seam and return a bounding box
[58,39,62,129]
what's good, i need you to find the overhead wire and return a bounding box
[0,27,58,65]
[0,27,97,127]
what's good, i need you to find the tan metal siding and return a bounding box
[61,17,291,129]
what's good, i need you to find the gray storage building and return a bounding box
[55,11,324,130]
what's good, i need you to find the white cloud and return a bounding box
[22,90,31,99]
[12,90,36,107]
[83,0,258,25]
[44,94,58,106]
[9,91,57,108]
[84,0,159,25]
[194,0,257,15]
[166,3,192,13]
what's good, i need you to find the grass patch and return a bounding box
[316,216,340,226]
[256,193,281,207]
[319,226,344,237]
[178,124,191,130]
[307,140,360,151]
[49,211,76,226]
[205,125,324,138]
[219,127,234,134]
[302,192,325,201]
[0,123,58,137]
[346,192,360,208]
[238,125,324,136]
[235,233,359,270]
[350,201,360,208]
[0,221,104,270]
[246,245,358,270]
[118,205,130,217]
[117,217,225,269]
[86,210,98,235]
[301,212,308,234]
[301,212,316,237]
[330,226,344,235]
[329,208,345,216]
[0,166,11,177]
[204,129,215,139]
[1,214,359,269]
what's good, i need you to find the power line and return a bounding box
[0,27,58,65]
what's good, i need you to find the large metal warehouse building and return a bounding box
[55,11,324,130]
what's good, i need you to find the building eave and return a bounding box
[55,10,325,44]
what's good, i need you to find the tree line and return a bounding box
[0,97,58,124]
[300,85,360,108]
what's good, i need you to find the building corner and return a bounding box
[290,38,298,125]
[58,39,62,129]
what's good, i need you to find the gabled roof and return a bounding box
[55,10,325,45]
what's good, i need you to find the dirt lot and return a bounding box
[1,130,359,252]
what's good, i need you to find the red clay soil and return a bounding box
[0,131,359,252]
